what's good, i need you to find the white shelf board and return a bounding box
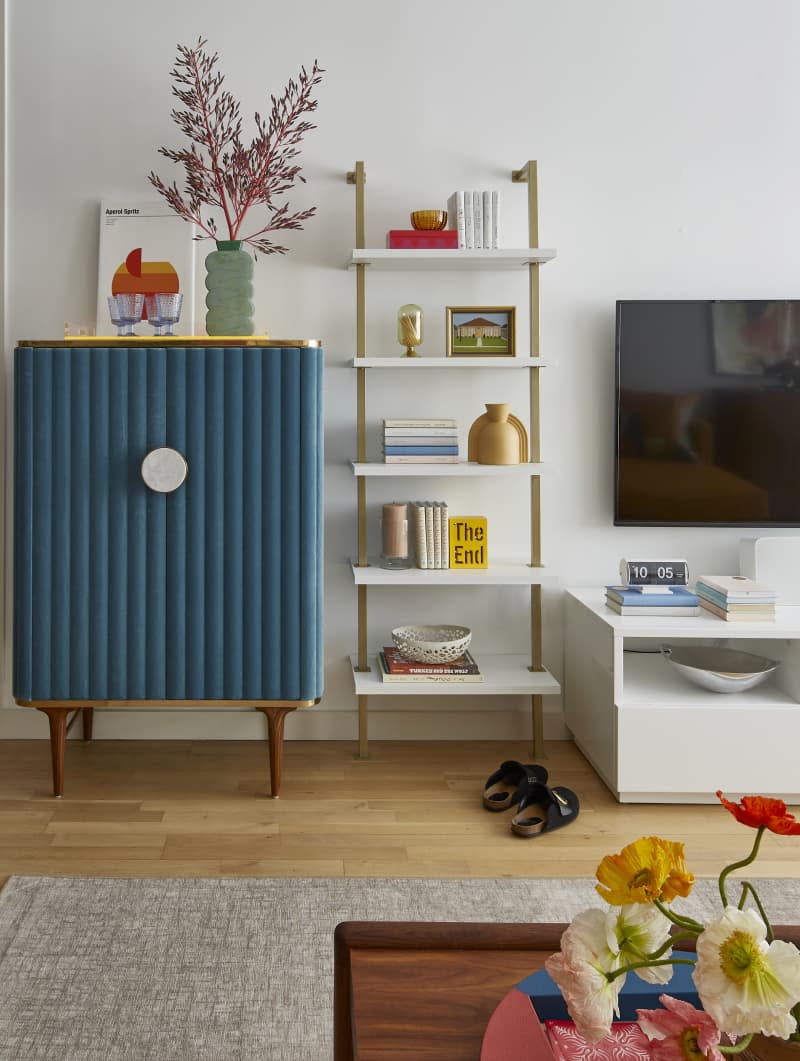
[619,650,796,710]
[347,248,557,270]
[567,588,800,639]
[351,460,544,477]
[350,655,561,696]
[351,560,556,585]
[349,357,550,369]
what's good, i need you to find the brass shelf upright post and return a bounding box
[347,162,370,758]
[513,160,545,760]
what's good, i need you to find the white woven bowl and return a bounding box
[391,625,472,664]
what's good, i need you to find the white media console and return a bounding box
[563,588,800,803]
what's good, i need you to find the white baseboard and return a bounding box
[0,706,570,742]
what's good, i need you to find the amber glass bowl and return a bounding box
[410,210,447,231]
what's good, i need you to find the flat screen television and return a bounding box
[614,299,800,526]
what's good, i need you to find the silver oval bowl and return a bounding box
[660,643,779,693]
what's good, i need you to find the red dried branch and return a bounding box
[148,39,323,254]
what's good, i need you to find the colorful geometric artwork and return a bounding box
[96,201,195,336]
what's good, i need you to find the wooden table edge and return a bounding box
[332,921,800,1061]
[333,922,568,1061]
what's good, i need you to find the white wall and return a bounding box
[4,0,800,742]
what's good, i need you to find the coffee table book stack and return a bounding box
[482,949,701,1060]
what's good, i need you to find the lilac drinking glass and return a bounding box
[114,294,144,337]
[144,294,163,336]
[107,296,124,337]
[154,293,183,336]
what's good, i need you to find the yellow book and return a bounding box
[449,516,488,569]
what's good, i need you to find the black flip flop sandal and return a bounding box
[510,781,580,836]
[482,760,548,811]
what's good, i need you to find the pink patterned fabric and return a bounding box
[545,1020,652,1060]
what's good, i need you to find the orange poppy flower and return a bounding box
[716,791,800,835]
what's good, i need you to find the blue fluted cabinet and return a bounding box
[13,338,324,797]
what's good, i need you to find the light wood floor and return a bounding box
[1,739,798,885]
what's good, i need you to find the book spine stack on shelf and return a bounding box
[604,585,701,616]
[411,501,449,569]
[695,575,777,621]
[446,190,499,249]
[383,419,459,464]
[378,646,482,682]
[386,230,459,249]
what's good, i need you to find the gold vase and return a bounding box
[744,1035,800,1060]
[467,403,528,465]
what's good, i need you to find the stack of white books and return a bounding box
[447,190,499,249]
[411,501,449,570]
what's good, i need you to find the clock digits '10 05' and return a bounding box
[619,558,689,586]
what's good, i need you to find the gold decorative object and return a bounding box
[397,303,423,357]
[410,210,447,231]
[468,403,528,464]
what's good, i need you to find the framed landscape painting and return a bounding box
[446,306,516,357]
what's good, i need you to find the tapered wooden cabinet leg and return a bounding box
[82,707,94,741]
[37,707,70,798]
[257,707,295,798]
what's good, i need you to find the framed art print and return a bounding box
[446,306,516,357]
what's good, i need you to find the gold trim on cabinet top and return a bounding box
[19,337,322,349]
[17,698,320,709]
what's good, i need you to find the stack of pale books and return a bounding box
[695,574,777,621]
[383,419,459,464]
[447,190,500,248]
[604,585,700,616]
[411,500,448,569]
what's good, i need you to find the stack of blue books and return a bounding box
[605,585,701,616]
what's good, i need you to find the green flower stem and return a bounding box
[719,826,765,908]
[719,1033,753,1054]
[640,932,697,960]
[606,957,695,984]
[653,898,704,934]
[737,880,775,943]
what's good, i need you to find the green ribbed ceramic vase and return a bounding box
[204,240,255,336]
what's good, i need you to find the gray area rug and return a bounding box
[1,875,799,1061]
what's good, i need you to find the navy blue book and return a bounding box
[605,585,700,607]
[517,950,699,1021]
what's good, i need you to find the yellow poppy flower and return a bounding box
[596,836,695,906]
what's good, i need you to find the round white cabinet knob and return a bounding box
[141,447,188,493]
